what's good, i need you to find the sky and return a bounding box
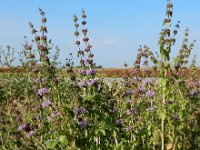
[0,0,200,68]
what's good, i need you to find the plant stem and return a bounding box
[161,119,165,150]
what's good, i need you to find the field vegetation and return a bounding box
[0,0,200,149]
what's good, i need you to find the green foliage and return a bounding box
[0,0,200,149]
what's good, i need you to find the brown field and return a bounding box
[1,67,200,78]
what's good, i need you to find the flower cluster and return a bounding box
[37,87,50,97]
[41,99,52,108]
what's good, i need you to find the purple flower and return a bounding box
[87,79,98,86]
[78,81,86,87]
[26,130,35,138]
[79,120,88,128]
[146,106,156,111]
[126,99,132,104]
[115,119,123,126]
[146,90,155,97]
[174,63,181,69]
[144,79,153,85]
[86,58,93,64]
[37,87,50,97]
[138,87,145,93]
[77,69,86,75]
[190,89,198,96]
[48,110,60,122]
[76,107,86,115]
[133,77,142,82]
[18,123,31,132]
[41,99,52,108]
[126,109,135,115]
[86,69,96,75]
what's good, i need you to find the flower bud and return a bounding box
[75,40,81,46]
[82,29,88,33]
[29,54,35,59]
[82,21,87,25]
[73,15,78,22]
[42,17,47,23]
[25,45,32,51]
[32,29,38,34]
[83,37,89,42]
[41,35,47,42]
[34,36,40,42]
[40,26,47,33]
[74,23,79,28]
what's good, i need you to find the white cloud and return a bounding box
[103,37,118,45]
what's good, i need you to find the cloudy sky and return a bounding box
[0,0,200,68]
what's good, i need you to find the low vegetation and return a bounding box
[0,0,200,149]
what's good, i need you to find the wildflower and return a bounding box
[115,119,123,126]
[82,21,87,25]
[41,99,52,108]
[82,29,88,34]
[133,77,142,82]
[86,58,93,64]
[29,53,35,59]
[75,40,81,45]
[87,79,98,86]
[78,81,86,87]
[126,109,135,115]
[83,37,89,42]
[86,69,96,75]
[174,63,181,69]
[48,110,60,122]
[37,87,50,96]
[79,120,88,128]
[144,79,153,85]
[146,106,156,111]
[190,89,198,96]
[41,35,47,42]
[126,99,131,104]
[42,17,47,23]
[146,90,155,97]
[76,107,86,115]
[18,123,31,132]
[26,130,35,138]
[138,87,145,93]
[84,47,90,52]
[77,69,86,75]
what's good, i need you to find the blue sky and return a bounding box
[0,0,200,68]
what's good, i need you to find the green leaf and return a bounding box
[101,129,106,136]
[112,130,117,137]
[59,135,68,146]
[47,141,57,149]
